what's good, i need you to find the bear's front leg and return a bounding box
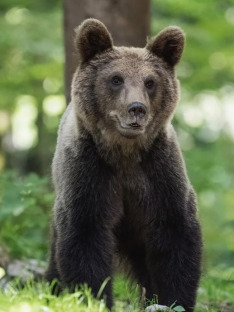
[146,210,202,312]
[55,213,114,309]
[50,139,121,310]
[142,134,202,311]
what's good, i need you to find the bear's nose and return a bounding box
[127,102,146,118]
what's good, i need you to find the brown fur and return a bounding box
[46,19,201,312]
[146,26,185,66]
[71,20,184,164]
[75,19,113,64]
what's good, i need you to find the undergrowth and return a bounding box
[0,273,234,312]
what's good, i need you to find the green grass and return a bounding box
[0,273,234,312]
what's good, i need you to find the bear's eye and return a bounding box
[111,75,123,86]
[145,79,155,90]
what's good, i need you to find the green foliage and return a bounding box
[173,307,185,312]
[0,280,109,312]
[0,171,54,259]
[0,9,63,109]
[0,6,64,175]
[0,274,233,312]
[0,0,233,300]
[184,137,234,267]
[0,0,62,12]
[152,0,234,94]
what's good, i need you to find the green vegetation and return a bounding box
[0,171,53,259]
[0,274,233,312]
[0,0,234,311]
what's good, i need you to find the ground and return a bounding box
[0,274,234,312]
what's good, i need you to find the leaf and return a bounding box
[173,306,186,312]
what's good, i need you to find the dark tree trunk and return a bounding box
[63,0,150,104]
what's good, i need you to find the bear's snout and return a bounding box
[127,102,146,118]
[127,102,147,128]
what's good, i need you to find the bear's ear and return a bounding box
[75,18,113,64]
[146,26,185,66]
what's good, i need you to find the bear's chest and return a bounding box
[118,165,151,211]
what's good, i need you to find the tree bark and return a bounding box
[63,0,150,104]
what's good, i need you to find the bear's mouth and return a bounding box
[110,114,145,138]
[129,122,141,128]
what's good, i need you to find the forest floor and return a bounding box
[0,274,234,312]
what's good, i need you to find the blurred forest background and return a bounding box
[0,0,234,280]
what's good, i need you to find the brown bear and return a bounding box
[46,18,202,311]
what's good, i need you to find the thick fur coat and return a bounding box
[46,19,202,311]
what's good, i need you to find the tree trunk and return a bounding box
[63,0,150,104]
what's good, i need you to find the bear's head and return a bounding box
[72,19,185,150]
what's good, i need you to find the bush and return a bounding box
[0,171,54,260]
